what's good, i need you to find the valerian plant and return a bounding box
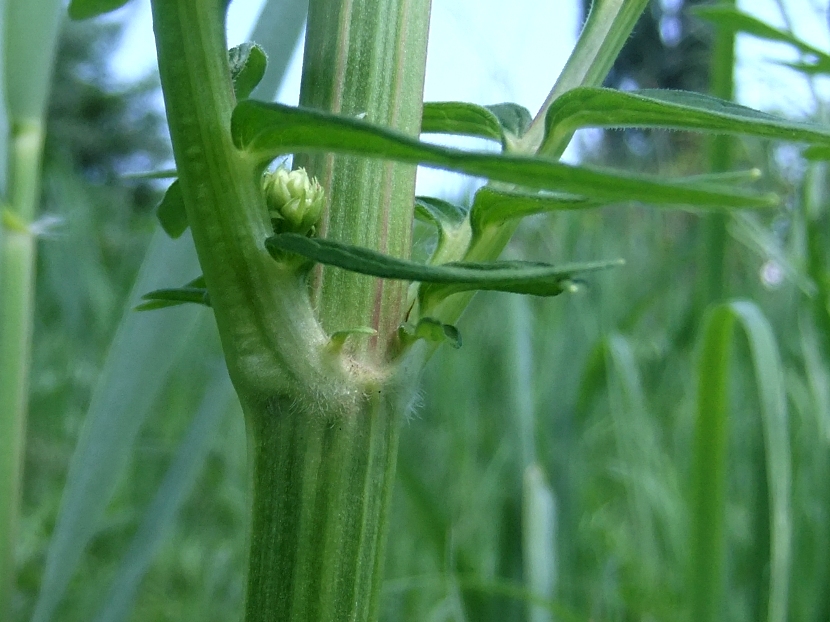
[6,0,830,621]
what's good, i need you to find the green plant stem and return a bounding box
[0,0,63,611]
[249,2,430,620]
[690,305,732,622]
[298,0,430,354]
[700,0,736,307]
[520,0,651,157]
[432,0,650,328]
[0,119,44,621]
[151,1,430,621]
[150,0,333,403]
[245,391,401,622]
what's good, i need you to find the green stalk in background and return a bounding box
[0,0,63,616]
[690,301,791,622]
[699,0,736,308]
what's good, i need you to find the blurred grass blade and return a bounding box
[5,0,63,124]
[544,87,830,149]
[690,304,736,622]
[799,313,830,442]
[248,0,308,102]
[0,0,64,616]
[731,302,792,622]
[605,334,663,581]
[32,230,203,622]
[691,301,791,622]
[93,369,234,622]
[522,464,556,622]
[692,5,830,64]
[233,101,778,210]
[728,213,815,296]
[0,0,7,194]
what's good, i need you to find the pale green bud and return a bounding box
[263,167,325,235]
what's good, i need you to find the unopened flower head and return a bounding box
[263,167,325,235]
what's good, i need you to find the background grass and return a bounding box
[10,2,830,621]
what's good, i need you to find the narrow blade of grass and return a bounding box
[691,300,791,622]
[522,464,556,622]
[31,231,203,622]
[93,368,234,622]
[0,0,65,615]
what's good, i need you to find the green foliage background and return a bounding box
[11,2,830,621]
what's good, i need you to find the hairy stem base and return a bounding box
[245,392,402,622]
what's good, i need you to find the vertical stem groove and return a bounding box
[245,395,402,622]
[299,0,431,357]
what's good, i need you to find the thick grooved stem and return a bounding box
[299,0,432,359]
[245,393,401,622]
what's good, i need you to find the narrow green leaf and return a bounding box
[681,169,761,186]
[136,287,211,311]
[690,304,735,622]
[691,301,792,622]
[229,43,267,100]
[122,169,178,180]
[730,302,792,622]
[471,186,601,232]
[68,0,130,20]
[137,276,209,311]
[232,101,778,210]
[156,180,188,239]
[93,371,233,622]
[421,102,504,143]
[692,5,830,63]
[545,87,830,149]
[266,233,621,306]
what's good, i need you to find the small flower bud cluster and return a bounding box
[263,167,325,235]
